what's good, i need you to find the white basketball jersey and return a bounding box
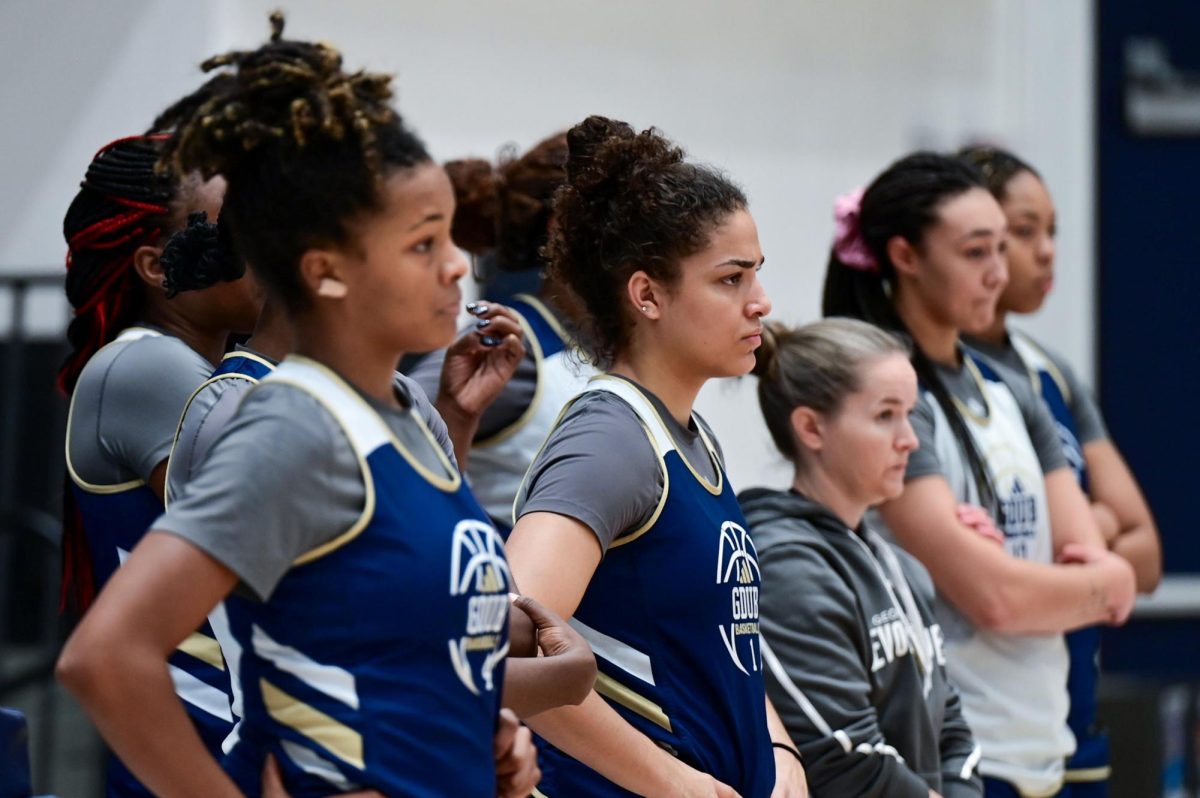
[925,356,1073,795]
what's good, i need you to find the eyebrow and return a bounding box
[407,212,445,231]
[957,228,1002,243]
[716,256,765,269]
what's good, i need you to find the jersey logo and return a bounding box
[999,477,1039,559]
[716,521,762,675]
[448,519,511,695]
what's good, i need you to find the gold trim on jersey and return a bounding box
[1011,331,1073,404]
[509,379,671,547]
[1063,765,1111,783]
[594,672,673,732]
[594,374,724,497]
[220,349,277,372]
[950,354,995,428]
[474,303,546,449]
[65,326,171,494]
[176,631,226,671]
[260,678,364,770]
[515,293,575,347]
[165,359,274,507]
[268,357,460,565]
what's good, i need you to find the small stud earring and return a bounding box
[317,277,348,298]
[641,305,649,313]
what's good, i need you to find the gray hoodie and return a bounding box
[741,488,983,798]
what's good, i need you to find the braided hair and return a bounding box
[59,135,176,395]
[159,12,430,312]
[822,152,999,514]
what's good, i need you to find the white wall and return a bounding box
[0,0,1094,490]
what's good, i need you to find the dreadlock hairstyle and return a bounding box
[147,73,238,135]
[59,135,176,396]
[821,151,999,513]
[957,145,1039,201]
[446,132,568,273]
[159,12,430,313]
[546,115,746,368]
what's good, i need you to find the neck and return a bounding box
[244,300,293,363]
[974,308,1009,346]
[294,315,398,405]
[610,346,705,427]
[141,301,226,367]
[894,285,959,366]
[792,467,867,531]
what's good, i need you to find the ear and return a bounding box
[886,235,921,279]
[132,245,167,294]
[298,248,348,302]
[626,270,664,320]
[790,405,825,454]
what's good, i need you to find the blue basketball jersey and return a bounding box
[65,328,235,797]
[1010,333,1109,787]
[526,376,773,798]
[222,356,510,797]
[213,351,276,381]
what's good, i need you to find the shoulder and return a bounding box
[234,381,342,452]
[968,347,1042,416]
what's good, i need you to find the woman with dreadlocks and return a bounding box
[59,129,260,796]
[58,17,543,797]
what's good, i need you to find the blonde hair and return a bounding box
[751,318,909,461]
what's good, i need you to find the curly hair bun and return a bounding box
[445,157,500,254]
[564,116,683,198]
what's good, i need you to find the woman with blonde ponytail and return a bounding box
[742,318,983,798]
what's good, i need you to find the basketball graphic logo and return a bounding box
[448,519,511,695]
[716,521,762,675]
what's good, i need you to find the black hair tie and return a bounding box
[160,211,244,297]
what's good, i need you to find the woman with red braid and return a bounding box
[60,132,260,797]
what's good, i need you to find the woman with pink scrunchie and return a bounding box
[821,152,1136,798]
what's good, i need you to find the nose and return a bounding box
[443,248,469,284]
[985,250,1008,291]
[747,273,772,319]
[898,417,919,453]
[1037,234,1055,266]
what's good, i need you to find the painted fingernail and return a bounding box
[481,335,500,346]
[466,301,478,311]
[475,318,492,329]
[467,302,489,316]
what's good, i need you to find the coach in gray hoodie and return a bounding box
[743,319,983,798]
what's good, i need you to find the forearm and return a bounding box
[502,655,595,718]
[525,690,683,795]
[59,645,239,798]
[1111,520,1163,593]
[434,397,480,470]
[987,559,1119,634]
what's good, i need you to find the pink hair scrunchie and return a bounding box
[832,186,878,272]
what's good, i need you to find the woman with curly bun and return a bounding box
[505,115,807,797]
[57,17,540,797]
[408,133,595,532]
